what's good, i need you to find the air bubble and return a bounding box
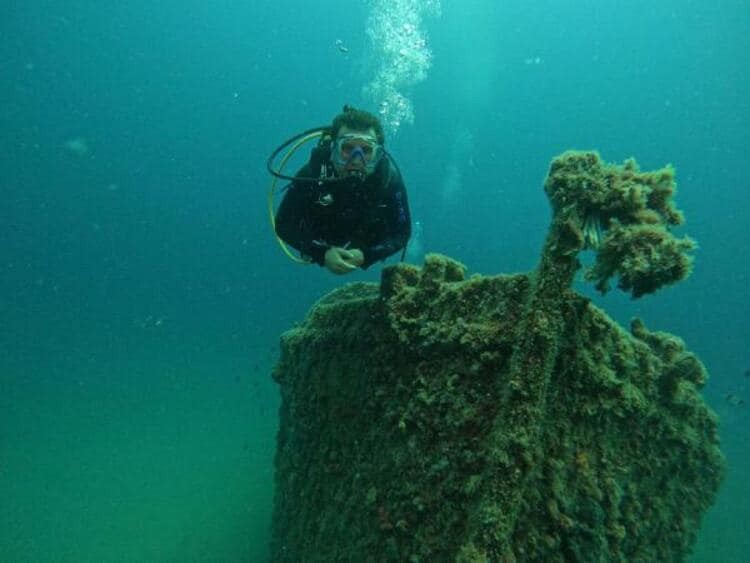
[364,0,441,135]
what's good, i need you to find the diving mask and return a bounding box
[331,134,383,174]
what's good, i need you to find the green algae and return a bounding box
[269,152,723,561]
[544,151,695,297]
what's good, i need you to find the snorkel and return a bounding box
[342,146,368,182]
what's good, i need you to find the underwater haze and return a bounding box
[1,1,748,561]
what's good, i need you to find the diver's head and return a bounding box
[330,106,385,181]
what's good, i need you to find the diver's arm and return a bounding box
[361,175,412,268]
[274,182,328,265]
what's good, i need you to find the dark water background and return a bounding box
[1,1,748,561]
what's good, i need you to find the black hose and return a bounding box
[266,126,332,183]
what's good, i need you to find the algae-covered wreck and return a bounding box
[270,152,724,562]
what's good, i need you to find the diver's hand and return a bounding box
[344,249,364,267]
[324,247,360,275]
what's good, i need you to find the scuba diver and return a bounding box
[269,106,411,275]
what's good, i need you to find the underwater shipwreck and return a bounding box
[269,151,724,562]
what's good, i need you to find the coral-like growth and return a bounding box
[586,222,695,297]
[269,153,722,562]
[270,257,723,561]
[544,151,695,297]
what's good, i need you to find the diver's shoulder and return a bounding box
[385,157,405,189]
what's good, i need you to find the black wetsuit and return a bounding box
[274,148,411,269]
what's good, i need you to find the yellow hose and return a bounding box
[268,130,325,264]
